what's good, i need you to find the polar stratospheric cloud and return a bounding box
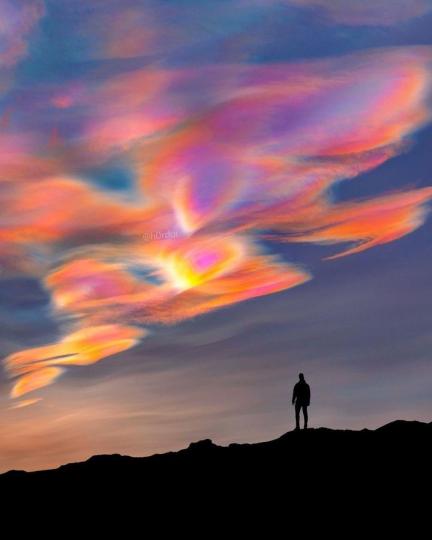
[1,0,432,471]
[3,45,432,401]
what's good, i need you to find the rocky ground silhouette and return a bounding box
[1,420,430,490]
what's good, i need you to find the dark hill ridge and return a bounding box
[1,420,431,487]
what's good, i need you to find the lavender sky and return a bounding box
[1,0,432,472]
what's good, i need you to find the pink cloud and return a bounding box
[0,0,45,67]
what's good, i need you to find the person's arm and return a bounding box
[306,385,311,405]
[292,385,297,405]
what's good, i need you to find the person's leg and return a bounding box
[295,403,300,430]
[303,406,308,429]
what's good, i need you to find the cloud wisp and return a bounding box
[290,0,432,26]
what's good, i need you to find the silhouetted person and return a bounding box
[292,373,310,430]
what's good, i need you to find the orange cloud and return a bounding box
[284,188,432,259]
[11,367,64,398]
[6,325,146,397]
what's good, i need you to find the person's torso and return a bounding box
[295,382,310,403]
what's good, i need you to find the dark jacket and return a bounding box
[292,381,310,406]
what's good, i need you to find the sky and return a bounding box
[0,0,432,472]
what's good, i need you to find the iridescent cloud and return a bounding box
[2,46,432,403]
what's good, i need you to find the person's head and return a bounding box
[299,373,305,382]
